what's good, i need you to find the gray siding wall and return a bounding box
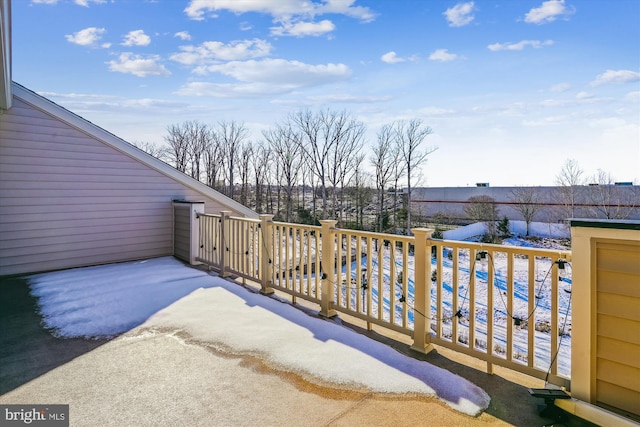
[0,97,246,276]
[173,204,191,263]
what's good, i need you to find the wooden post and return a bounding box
[410,228,435,354]
[220,210,231,278]
[319,220,338,318]
[259,214,275,295]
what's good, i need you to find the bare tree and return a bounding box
[263,123,303,222]
[370,124,396,232]
[510,187,543,236]
[465,195,500,240]
[251,141,271,214]
[346,154,373,229]
[164,122,191,172]
[395,119,437,233]
[390,142,406,230]
[131,141,166,161]
[213,120,248,200]
[325,112,365,220]
[185,121,209,181]
[203,128,223,190]
[587,170,639,219]
[237,142,253,207]
[291,109,364,220]
[554,158,585,220]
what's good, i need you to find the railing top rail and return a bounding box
[271,221,322,232]
[431,238,571,258]
[198,212,262,224]
[196,213,221,219]
[334,228,416,243]
[227,216,261,224]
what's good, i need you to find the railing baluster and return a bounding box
[436,244,443,338]
[550,255,560,376]
[366,236,373,328]
[390,241,397,326]
[452,246,459,345]
[402,242,409,329]
[469,250,477,352]
[528,255,536,368]
[487,249,495,374]
[507,252,514,363]
[377,238,384,321]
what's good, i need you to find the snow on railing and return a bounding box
[195,213,572,387]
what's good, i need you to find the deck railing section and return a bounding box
[269,221,323,304]
[195,213,572,386]
[429,240,571,387]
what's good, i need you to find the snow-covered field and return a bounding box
[28,257,490,416]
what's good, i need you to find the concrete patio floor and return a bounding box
[0,273,596,427]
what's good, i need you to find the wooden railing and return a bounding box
[195,212,572,387]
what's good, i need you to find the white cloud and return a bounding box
[306,93,392,103]
[549,82,571,92]
[590,70,640,86]
[74,0,107,6]
[204,58,350,85]
[176,58,350,97]
[184,0,376,22]
[429,49,458,62]
[122,30,151,47]
[107,53,171,77]
[65,27,107,47]
[174,31,192,41]
[524,0,574,25]
[443,2,475,27]
[417,106,456,116]
[171,39,272,66]
[34,0,106,4]
[575,91,593,100]
[381,51,405,64]
[271,19,336,37]
[626,91,640,102]
[488,39,554,51]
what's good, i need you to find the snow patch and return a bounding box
[28,257,490,417]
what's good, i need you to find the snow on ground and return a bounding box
[28,257,490,417]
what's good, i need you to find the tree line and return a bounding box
[135,115,637,235]
[134,109,437,232]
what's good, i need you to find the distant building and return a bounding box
[409,185,640,223]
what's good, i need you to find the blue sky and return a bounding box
[11,0,640,186]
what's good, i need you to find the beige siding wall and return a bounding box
[595,241,640,416]
[570,221,640,425]
[0,97,247,276]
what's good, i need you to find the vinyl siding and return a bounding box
[0,95,253,276]
[595,242,640,416]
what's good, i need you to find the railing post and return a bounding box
[410,228,435,354]
[259,214,275,295]
[220,210,231,278]
[319,220,338,318]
